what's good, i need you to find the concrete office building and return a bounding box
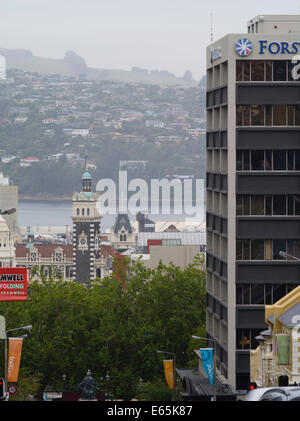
[206,15,300,390]
[0,173,19,238]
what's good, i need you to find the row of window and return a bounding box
[236,239,300,260]
[29,251,65,262]
[76,208,90,216]
[236,104,300,127]
[237,194,300,216]
[237,150,300,171]
[236,283,298,305]
[236,60,300,82]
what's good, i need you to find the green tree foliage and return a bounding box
[0,257,206,400]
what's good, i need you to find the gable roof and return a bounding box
[113,214,132,234]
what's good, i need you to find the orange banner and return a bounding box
[7,338,23,382]
[163,360,174,390]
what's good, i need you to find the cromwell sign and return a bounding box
[0,268,27,302]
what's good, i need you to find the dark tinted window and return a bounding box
[273,150,286,170]
[295,151,300,170]
[251,105,264,126]
[265,61,272,81]
[236,60,243,81]
[251,150,264,170]
[251,196,264,215]
[251,240,264,260]
[236,285,243,304]
[273,196,286,215]
[295,106,300,126]
[273,284,287,302]
[265,284,272,304]
[273,239,286,260]
[273,105,286,126]
[251,284,264,304]
[244,61,250,81]
[236,150,243,170]
[251,61,265,81]
[236,106,243,126]
[273,61,287,81]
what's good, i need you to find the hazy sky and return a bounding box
[1,0,300,80]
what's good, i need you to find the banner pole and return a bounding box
[4,333,7,397]
[213,341,216,402]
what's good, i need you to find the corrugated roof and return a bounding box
[137,231,206,246]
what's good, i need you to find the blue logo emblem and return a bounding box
[235,38,253,56]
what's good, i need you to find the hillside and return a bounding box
[0,47,198,87]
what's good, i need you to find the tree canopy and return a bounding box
[0,256,206,400]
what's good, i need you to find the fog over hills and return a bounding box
[0,47,199,87]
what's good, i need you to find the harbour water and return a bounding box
[18,200,205,231]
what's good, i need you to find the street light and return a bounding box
[156,350,176,401]
[192,335,217,402]
[4,325,32,398]
[0,208,16,216]
[279,251,300,261]
[105,373,110,400]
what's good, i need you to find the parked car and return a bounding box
[246,387,300,401]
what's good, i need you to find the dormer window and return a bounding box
[30,251,38,262]
[55,251,63,262]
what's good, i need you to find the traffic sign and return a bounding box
[8,385,17,395]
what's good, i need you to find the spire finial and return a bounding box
[85,151,88,172]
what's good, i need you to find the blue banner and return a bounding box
[200,348,214,385]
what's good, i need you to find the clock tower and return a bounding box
[72,171,101,283]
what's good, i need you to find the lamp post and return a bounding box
[279,251,300,261]
[192,335,217,402]
[157,350,176,401]
[4,325,32,399]
[105,373,110,400]
[0,208,16,216]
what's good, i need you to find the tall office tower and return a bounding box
[72,171,101,283]
[206,15,300,390]
[0,55,6,80]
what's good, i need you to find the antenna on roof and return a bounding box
[84,151,88,172]
[210,13,214,42]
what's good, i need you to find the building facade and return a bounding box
[72,171,101,283]
[251,285,300,387]
[206,15,300,389]
[0,215,16,267]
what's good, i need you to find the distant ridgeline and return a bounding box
[0,47,198,86]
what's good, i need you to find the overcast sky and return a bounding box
[1,0,300,80]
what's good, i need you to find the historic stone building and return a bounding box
[15,171,118,282]
[72,171,102,282]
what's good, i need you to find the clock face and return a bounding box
[80,238,86,245]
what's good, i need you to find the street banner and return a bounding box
[200,348,214,386]
[276,334,290,365]
[163,360,174,390]
[0,268,27,302]
[7,338,23,382]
